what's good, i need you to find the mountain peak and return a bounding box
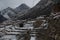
[15,3,30,12]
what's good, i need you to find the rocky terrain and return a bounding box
[0,0,60,40]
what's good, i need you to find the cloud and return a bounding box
[0,0,23,8]
[0,1,7,10]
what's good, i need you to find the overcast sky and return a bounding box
[0,0,40,10]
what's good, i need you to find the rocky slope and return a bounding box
[16,0,54,20]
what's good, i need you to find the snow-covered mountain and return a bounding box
[0,7,17,20]
[0,4,30,21]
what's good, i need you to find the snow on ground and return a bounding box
[30,37,36,40]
